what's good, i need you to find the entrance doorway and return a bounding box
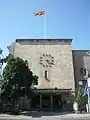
[53,95,63,110]
[42,95,50,110]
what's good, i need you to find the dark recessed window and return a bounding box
[45,70,47,79]
[46,65,48,67]
[80,68,86,76]
[80,68,83,74]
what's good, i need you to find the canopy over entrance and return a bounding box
[32,88,72,95]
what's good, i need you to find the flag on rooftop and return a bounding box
[34,9,46,38]
[83,84,88,97]
[34,10,45,16]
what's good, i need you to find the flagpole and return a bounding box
[44,13,46,39]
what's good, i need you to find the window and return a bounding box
[80,68,83,75]
[80,68,86,76]
[45,70,47,79]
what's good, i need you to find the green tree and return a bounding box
[3,54,13,63]
[74,92,85,112]
[1,56,38,101]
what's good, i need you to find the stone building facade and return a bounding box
[8,39,76,111]
[73,50,90,94]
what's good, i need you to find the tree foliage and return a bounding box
[1,56,38,100]
[2,54,13,63]
[74,91,85,111]
[75,92,84,105]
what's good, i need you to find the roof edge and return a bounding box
[72,50,90,51]
[16,38,73,42]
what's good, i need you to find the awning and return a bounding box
[31,88,72,95]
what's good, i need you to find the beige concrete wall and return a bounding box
[10,39,75,91]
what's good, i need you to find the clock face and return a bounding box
[39,53,54,68]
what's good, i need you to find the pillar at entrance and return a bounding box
[40,95,42,110]
[50,95,53,110]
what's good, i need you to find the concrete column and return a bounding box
[40,95,42,110]
[29,99,31,110]
[50,95,53,110]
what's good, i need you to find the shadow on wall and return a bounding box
[62,92,75,112]
[72,51,85,96]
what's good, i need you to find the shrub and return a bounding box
[74,92,85,111]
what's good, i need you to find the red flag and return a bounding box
[34,10,45,16]
[77,87,81,96]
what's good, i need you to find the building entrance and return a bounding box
[53,95,63,110]
[42,95,50,110]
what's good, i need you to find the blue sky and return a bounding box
[0,0,90,56]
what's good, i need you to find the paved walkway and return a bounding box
[0,111,90,119]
